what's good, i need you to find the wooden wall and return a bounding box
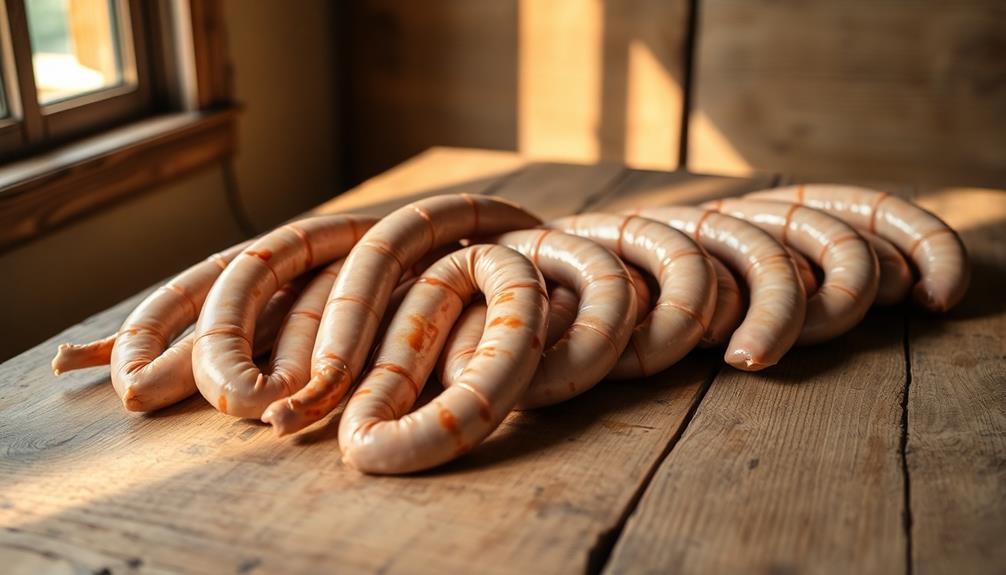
[689,0,1006,187]
[344,0,689,182]
[346,0,1006,188]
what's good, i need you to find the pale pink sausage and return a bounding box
[786,246,819,296]
[700,256,744,348]
[704,199,880,344]
[51,241,253,411]
[262,194,541,436]
[51,278,305,412]
[549,214,717,378]
[626,264,653,324]
[745,184,969,311]
[338,244,548,474]
[633,207,806,370]
[254,259,347,403]
[438,263,653,385]
[437,302,489,388]
[441,229,636,407]
[545,286,580,346]
[252,276,312,356]
[540,266,651,344]
[193,215,377,418]
[859,230,913,306]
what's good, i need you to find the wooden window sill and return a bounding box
[0,107,239,253]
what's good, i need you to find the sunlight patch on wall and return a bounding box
[518,0,603,163]
[625,38,680,170]
[688,109,753,175]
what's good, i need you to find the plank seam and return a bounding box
[585,363,722,575]
[901,312,915,575]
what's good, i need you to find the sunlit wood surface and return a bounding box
[1,147,1002,574]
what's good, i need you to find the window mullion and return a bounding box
[5,0,43,143]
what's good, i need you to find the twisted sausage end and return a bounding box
[261,401,298,437]
[122,390,146,412]
[51,334,117,375]
[725,348,774,372]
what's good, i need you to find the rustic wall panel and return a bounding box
[688,0,1006,187]
[347,0,690,182]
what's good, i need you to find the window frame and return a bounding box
[0,0,237,253]
[1,0,156,160]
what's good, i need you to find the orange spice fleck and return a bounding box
[495,291,515,304]
[489,315,524,329]
[405,314,438,352]
[439,405,460,435]
[246,249,273,261]
[218,395,228,413]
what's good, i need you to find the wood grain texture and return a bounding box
[600,176,910,574]
[488,160,627,221]
[688,0,1006,188]
[0,149,759,574]
[588,167,777,213]
[907,186,1006,574]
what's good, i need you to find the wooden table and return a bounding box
[2,148,1003,574]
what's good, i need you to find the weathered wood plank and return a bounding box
[587,167,777,213]
[907,186,1006,574]
[688,0,1006,187]
[0,152,763,574]
[601,176,909,574]
[488,160,627,221]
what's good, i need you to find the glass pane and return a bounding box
[25,0,127,104]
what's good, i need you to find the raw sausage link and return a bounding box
[262,194,542,436]
[450,262,648,396]
[633,207,806,370]
[786,246,819,296]
[745,184,969,311]
[437,301,489,388]
[549,213,717,378]
[338,244,548,474]
[193,215,377,418]
[536,266,651,347]
[254,259,347,403]
[51,241,256,411]
[858,230,913,306]
[704,199,879,344]
[252,275,312,356]
[700,256,744,348]
[626,264,653,324]
[441,229,637,407]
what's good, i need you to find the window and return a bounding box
[0,0,153,159]
[0,0,236,251]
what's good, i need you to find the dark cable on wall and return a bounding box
[222,159,258,238]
